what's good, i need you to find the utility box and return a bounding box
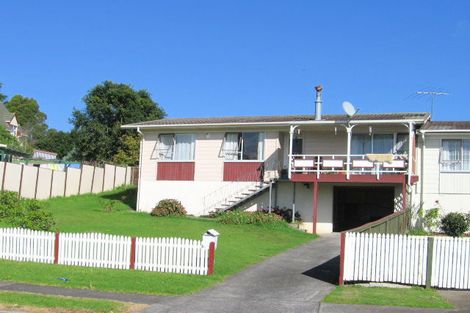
[202,229,220,249]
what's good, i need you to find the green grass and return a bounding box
[323,286,453,309]
[0,291,126,313]
[0,186,315,295]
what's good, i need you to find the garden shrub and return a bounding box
[261,206,302,223]
[0,191,55,231]
[408,227,429,236]
[0,191,20,218]
[441,212,468,237]
[151,199,187,217]
[216,211,286,228]
[422,207,440,232]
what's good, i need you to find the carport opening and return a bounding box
[333,186,395,232]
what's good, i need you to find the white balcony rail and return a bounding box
[290,154,408,179]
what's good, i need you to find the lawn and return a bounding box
[323,285,453,309]
[0,186,315,295]
[0,291,128,313]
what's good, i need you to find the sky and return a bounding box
[1,0,470,131]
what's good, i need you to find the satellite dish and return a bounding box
[342,101,358,117]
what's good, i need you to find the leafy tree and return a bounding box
[0,125,31,154]
[35,129,74,159]
[0,83,7,103]
[112,134,141,165]
[6,95,48,142]
[71,81,165,164]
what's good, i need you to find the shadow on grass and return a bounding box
[302,256,339,285]
[99,187,138,210]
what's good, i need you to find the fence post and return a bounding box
[208,241,215,275]
[54,232,60,264]
[339,232,346,285]
[130,237,136,270]
[18,164,25,197]
[33,167,40,199]
[425,237,434,288]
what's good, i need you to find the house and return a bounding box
[0,103,20,138]
[416,121,470,217]
[123,88,468,234]
[33,149,58,160]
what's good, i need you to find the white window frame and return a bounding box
[156,133,196,161]
[440,139,470,173]
[222,132,265,161]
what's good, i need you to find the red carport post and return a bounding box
[312,181,319,235]
[402,177,407,210]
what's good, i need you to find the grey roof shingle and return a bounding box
[124,112,429,127]
[421,121,470,131]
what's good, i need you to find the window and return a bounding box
[352,133,407,155]
[441,139,470,171]
[223,132,264,160]
[157,134,195,160]
[352,134,372,154]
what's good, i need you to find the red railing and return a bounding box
[157,162,195,181]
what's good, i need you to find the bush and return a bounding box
[0,191,55,231]
[441,212,469,237]
[408,227,429,236]
[151,199,187,217]
[15,210,56,231]
[0,191,20,218]
[216,211,287,228]
[422,207,440,232]
[261,207,302,223]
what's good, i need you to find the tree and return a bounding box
[6,95,48,142]
[112,134,141,165]
[35,129,74,159]
[0,83,7,103]
[71,81,165,164]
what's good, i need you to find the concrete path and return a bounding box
[140,234,341,313]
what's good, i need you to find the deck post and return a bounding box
[345,125,355,180]
[407,122,414,185]
[288,125,298,179]
[292,182,296,223]
[312,181,319,234]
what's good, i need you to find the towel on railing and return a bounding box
[366,154,394,163]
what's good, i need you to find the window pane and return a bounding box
[242,132,260,160]
[442,139,462,171]
[351,134,371,155]
[373,134,394,154]
[395,133,409,154]
[174,134,195,160]
[463,140,470,171]
[224,133,241,160]
[292,138,303,155]
[158,134,174,160]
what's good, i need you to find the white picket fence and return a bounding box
[342,232,470,289]
[136,237,209,275]
[0,228,215,276]
[0,228,55,263]
[58,233,132,269]
[432,237,470,289]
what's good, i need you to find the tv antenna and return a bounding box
[416,91,449,117]
[342,101,359,118]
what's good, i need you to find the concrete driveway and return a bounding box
[141,234,341,313]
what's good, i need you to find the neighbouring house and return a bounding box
[0,103,20,138]
[123,87,469,234]
[33,149,58,160]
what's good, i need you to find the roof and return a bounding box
[123,112,429,128]
[0,103,14,125]
[421,121,470,132]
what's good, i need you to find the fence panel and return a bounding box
[36,168,52,199]
[135,237,209,275]
[344,233,428,286]
[432,237,470,289]
[103,165,115,191]
[79,165,94,194]
[0,228,55,263]
[58,233,131,269]
[3,163,22,192]
[114,166,126,187]
[20,165,38,198]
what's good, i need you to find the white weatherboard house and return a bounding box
[123,89,470,234]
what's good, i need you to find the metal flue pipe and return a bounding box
[315,85,323,120]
